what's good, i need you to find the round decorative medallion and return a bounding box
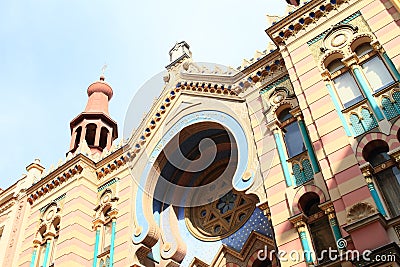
[46,210,54,221]
[273,94,284,104]
[331,33,348,47]
[324,27,354,50]
[102,193,111,204]
[185,190,257,241]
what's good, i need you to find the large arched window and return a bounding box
[364,141,400,217]
[355,43,395,93]
[278,108,306,158]
[85,123,97,146]
[326,56,364,108]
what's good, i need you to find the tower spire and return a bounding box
[68,74,118,155]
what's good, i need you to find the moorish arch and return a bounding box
[292,185,326,214]
[355,117,400,165]
[131,110,265,264]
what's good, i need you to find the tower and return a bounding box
[285,0,299,6]
[68,75,118,154]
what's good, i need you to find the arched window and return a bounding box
[355,43,395,92]
[85,123,97,146]
[74,126,82,148]
[364,141,400,217]
[99,127,109,149]
[299,193,336,263]
[326,56,364,108]
[278,108,306,158]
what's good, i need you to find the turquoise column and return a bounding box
[299,230,313,263]
[330,218,342,242]
[273,131,292,186]
[109,220,116,267]
[42,240,51,267]
[326,84,352,136]
[297,119,320,173]
[326,209,343,247]
[93,226,101,267]
[353,67,384,121]
[29,246,38,267]
[366,180,387,216]
[383,52,400,81]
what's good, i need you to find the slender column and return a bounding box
[109,219,117,267]
[325,83,352,136]
[94,123,101,147]
[292,111,320,173]
[322,204,343,247]
[294,221,314,263]
[362,166,387,216]
[383,52,400,81]
[352,66,384,121]
[271,125,292,186]
[29,244,39,267]
[93,224,101,267]
[42,239,51,267]
[106,130,112,150]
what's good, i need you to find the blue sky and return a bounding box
[0,1,287,190]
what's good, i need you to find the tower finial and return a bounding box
[100,64,108,81]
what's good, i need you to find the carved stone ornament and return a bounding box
[322,24,358,52]
[347,202,376,223]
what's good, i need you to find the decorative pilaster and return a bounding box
[268,121,293,186]
[290,214,314,263]
[320,203,343,248]
[42,239,51,267]
[351,66,384,121]
[361,165,387,216]
[29,243,40,267]
[93,221,103,267]
[109,220,116,267]
[324,83,352,136]
[371,40,400,81]
[109,210,118,267]
[383,52,400,81]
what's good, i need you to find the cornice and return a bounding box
[0,197,17,214]
[266,0,353,45]
[26,154,92,204]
